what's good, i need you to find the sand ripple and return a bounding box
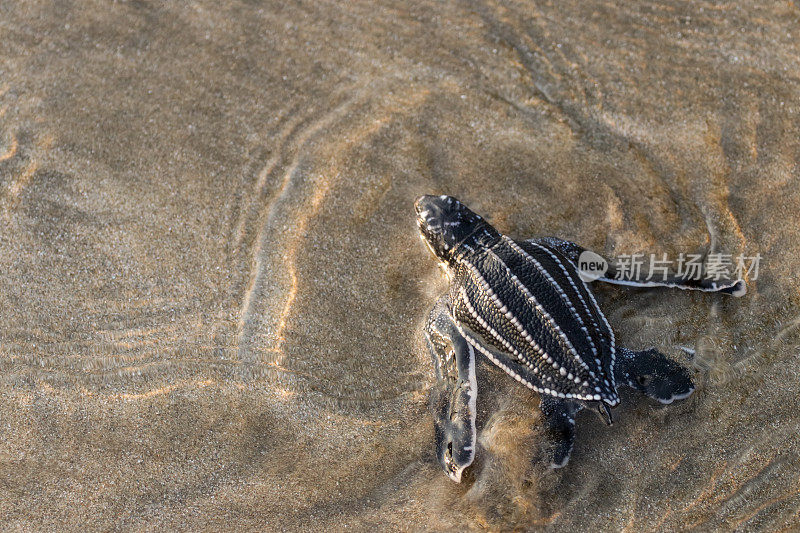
[1,0,799,530]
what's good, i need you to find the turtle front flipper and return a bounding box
[425,295,477,483]
[528,237,746,297]
[539,395,583,468]
[614,347,694,404]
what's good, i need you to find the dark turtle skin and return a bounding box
[415,194,746,482]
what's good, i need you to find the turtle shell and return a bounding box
[450,234,619,404]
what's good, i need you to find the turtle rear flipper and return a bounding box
[614,347,694,404]
[539,396,583,468]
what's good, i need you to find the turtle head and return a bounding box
[414,194,491,262]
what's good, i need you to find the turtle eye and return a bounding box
[636,375,653,387]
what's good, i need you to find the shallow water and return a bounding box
[1,1,799,530]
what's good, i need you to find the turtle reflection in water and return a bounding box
[415,194,745,482]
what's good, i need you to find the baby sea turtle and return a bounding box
[415,194,745,482]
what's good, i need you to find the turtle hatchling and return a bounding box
[415,194,746,482]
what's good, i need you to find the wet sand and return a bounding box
[1,1,799,530]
